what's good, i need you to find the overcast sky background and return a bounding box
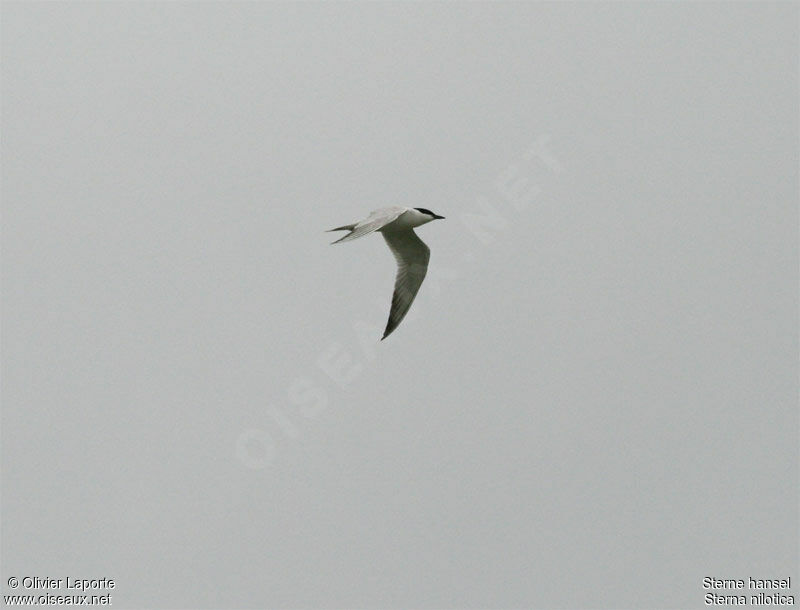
[2,3,797,609]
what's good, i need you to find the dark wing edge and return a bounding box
[381,230,431,340]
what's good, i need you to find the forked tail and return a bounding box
[326,224,356,232]
[326,223,359,244]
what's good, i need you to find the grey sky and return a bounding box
[2,2,797,609]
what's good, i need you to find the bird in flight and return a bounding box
[327,206,445,340]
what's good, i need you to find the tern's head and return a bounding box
[413,207,446,222]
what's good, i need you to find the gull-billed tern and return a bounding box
[327,206,445,340]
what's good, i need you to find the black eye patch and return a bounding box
[414,208,435,216]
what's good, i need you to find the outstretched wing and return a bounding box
[381,229,430,340]
[330,207,405,244]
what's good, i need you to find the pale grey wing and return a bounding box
[330,207,405,245]
[381,229,430,340]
